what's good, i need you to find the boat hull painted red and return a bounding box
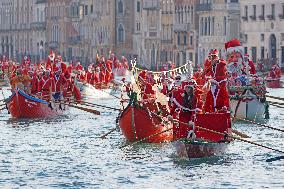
[266,79,282,88]
[7,89,64,119]
[119,105,173,143]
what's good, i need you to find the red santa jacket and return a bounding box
[54,73,67,92]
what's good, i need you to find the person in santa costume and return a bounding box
[46,50,55,71]
[177,78,203,139]
[193,66,206,86]
[121,56,129,69]
[39,70,55,100]
[29,70,39,95]
[75,62,84,72]
[53,67,67,100]
[269,64,282,79]
[104,60,113,84]
[243,54,256,75]
[204,49,230,113]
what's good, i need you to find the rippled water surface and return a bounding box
[0,83,283,188]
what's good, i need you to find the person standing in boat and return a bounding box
[39,70,55,101]
[204,49,230,113]
[242,54,256,75]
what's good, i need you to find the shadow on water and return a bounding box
[1,114,71,128]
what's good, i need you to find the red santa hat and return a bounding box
[225,38,244,56]
[184,79,197,90]
[211,49,219,57]
[49,50,55,61]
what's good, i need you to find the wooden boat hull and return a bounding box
[230,96,265,121]
[6,89,65,119]
[174,140,228,158]
[174,113,231,158]
[119,104,173,143]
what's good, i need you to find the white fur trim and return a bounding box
[226,46,244,56]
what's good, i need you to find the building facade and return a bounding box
[240,0,284,68]
[0,0,34,61]
[197,0,240,65]
[173,0,198,67]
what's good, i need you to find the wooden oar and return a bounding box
[61,102,101,115]
[268,100,284,106]
[266,95,284,102]
[236,117,284,133]
[232,129,250,138]
[100,128,117,139]
[72,100,121,111]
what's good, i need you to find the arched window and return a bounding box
[184,34,187,45]
[118,0,124,14]
[118,24,124,43]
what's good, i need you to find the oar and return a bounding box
[173,119,284,162]
[269,103,284,109]
[61,102,101,115]
[232,129,250,138]
[268,100,284,106]
[266,95,284,102]
[100,127,117,139]
[236,117,284,133]
[72,100,121,111]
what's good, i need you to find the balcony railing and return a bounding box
[259,15,265,20]
[249,15,256,20]
[279,14,284,19]
[69,36,82,45]
[30,22,46,30]
[196,4,212,11]
[267,14,275,20]
[49,41,59,48]
[161,39,173,44]
[242,16,248,21]
[143,1,160,10]
[173,23,190,32]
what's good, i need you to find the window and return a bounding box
[230,0,238,2]
[223,16,227,35]
[118,24,124,42]
[253,5,256,18]
[261,5,265,17]
[118,0,123,14]
[85,5,88,15]
[261,34,264,41]
[190,36,193,46]
[90,5,93,14]
[177,33,181,45]
[245,6,248,17]
[184,34,187,45]
[281,46,284,65]
[137,1,140,12]
[251,47,257,63]
[136,22,140,31]
[261,47,265,59]
[272,4,275,18]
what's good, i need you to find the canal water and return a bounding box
[0,85,283,188]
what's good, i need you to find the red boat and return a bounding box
[174,113,232,158]
[6,89,65,118]
[266,78,282,88]
[119,103,173,143]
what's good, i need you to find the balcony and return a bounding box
[69,36,82,45]
[143,1,160,10]
[249,15,256,21]
[259,15,265,20]
[242,16,248,21]
[30,22,46,30]
[173,23,190,32]
[161,39,173,44]
[279,14,284,19]
[49,41,59,48]
[267,14,275,20]
[196,4,212,12]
